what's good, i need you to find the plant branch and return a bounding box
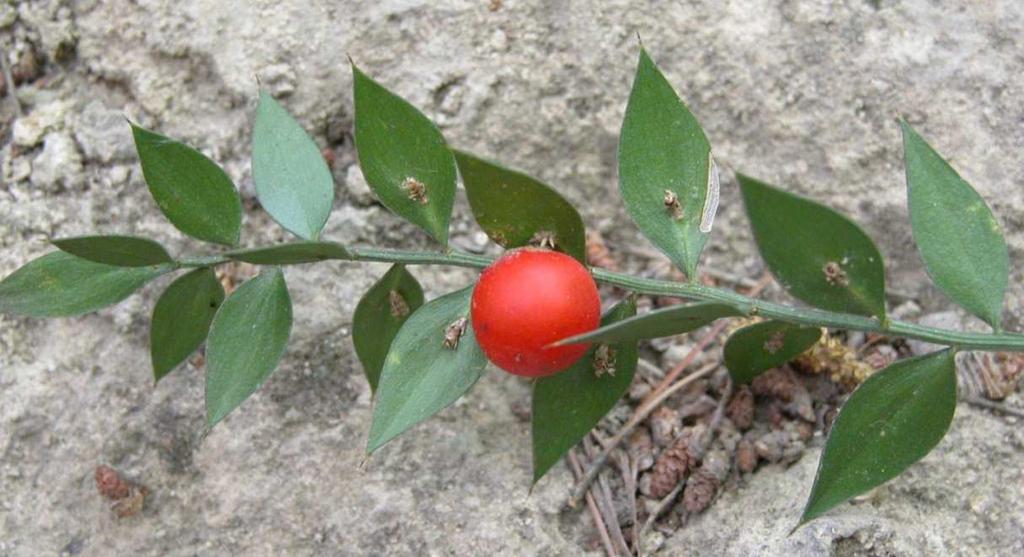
[175,245,1024,352]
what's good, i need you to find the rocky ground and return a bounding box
[2,1,1023,555]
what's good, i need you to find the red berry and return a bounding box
[471,248,601,377]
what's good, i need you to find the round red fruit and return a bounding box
[471,248,601,377]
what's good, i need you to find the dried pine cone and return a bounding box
[682,449,730,513]
[735,438,759,473]
[726,385,754,430]
[643,426,704,499]
[751,368,814,422]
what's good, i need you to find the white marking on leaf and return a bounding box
[700,153,720,234]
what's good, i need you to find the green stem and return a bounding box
[179,245,1024,353]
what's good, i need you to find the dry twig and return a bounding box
[568,449,618,557]
[964,394,1024,419]
[585,437,632,556]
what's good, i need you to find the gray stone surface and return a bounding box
[1,0,1023,555]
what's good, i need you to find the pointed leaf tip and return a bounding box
[619,48,714,279]
[367,286,487,453]
[353,66,456,247]
[131,123,242,246]
[205,268,292,427]
[556,302,740,346]
[252,91,335,241]
[799,350,956,525]
[900,121,1008,329]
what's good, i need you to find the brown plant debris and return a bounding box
[735,437,759,473]
[726,385,754,430]
[320,146,336,169]
[216,261,258,296]
[750,368,814,422]
[682,449,730,513]
[401,176,429,204]
[585,230,618,270]
[642,425,705,499]
[593,344,617,377]
[663,189,684,220]
[442,317,468,349]
[388,290,410,318]
[95,465,148,518]
[628,428,655,471]
[95,465,130,500]
[960,352,1024,400]
[794,333,875,387]
[648,406,680,448]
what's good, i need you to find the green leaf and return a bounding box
[738,174,886,320]
[723,321,822,384]
[800,350,956,526]
[205,268,293,427]
[252,91,335,241]
[0,251,169,317]
[52,235,173,267]
[130,123,242,246]
[352,64,457,247]
[150,268,225,382]
[367,286,487,453]
[619,48,716,280]
[555,302,740,346]
[900,121,1008,329]
[226,242,350,265]
[454,150,586,262]
[532,299,638,483]
[352,264,425,392]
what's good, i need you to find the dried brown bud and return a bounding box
[401,177,429,204]
[95,465,130,500]
[442,317,468,349]
[726,385,755,430]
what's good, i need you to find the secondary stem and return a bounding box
[178,245,1024,353]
